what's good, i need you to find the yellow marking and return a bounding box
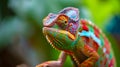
[43,16,47,22]
[59,30,68,34]
[59,30,75,40]
[67,32,75,40]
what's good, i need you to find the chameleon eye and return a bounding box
[63,20,68,25]
[57,14,68,25]
[64,21,67,23]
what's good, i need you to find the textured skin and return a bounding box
[37,7,116,67]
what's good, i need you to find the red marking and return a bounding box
[82,25,89,31]
[64,50,73,55]
[92,40,99,51]
[82,36,90,44]
[87,37,99,51]
[104,58,108,65]
[81,19,87,24]
[82,36,99,51]
[81,20,89,31]
[104,38,110,54]
[109,58,114,67]
[84,45,94,53]
[94,26,100,38]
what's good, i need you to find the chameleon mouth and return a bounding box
[43,27,76,41]
[43,27,57,35]
[43,27,63,50]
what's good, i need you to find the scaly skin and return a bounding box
[36,7,116,67]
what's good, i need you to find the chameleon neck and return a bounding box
[70,35,88,65]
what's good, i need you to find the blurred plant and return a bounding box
[83,0,120,29]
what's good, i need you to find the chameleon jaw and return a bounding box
[43,27,76,51]
[43,27,76,41]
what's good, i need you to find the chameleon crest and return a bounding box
[39,7,116,67]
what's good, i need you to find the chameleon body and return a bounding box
[37,7,116,67]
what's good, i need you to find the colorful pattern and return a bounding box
[79,20,115,67]
[40,7,116,67]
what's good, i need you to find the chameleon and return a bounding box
[36,7,116,67]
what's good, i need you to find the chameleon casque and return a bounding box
[37,7,116,67]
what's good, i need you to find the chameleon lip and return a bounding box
[43,27,76,40]
[43,27,58,35]
[43,27,52,36]
[42,27,48,35]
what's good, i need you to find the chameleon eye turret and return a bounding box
[59,7,79,21]
[56,14,69,29]
[57,14,68,25]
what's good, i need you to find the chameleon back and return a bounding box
[77,19,116,67]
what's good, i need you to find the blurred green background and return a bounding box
[0,0,120,67]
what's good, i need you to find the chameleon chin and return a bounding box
[36,7,116,67]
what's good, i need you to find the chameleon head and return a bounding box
[43,27,75,51]
[43,7,80,52]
